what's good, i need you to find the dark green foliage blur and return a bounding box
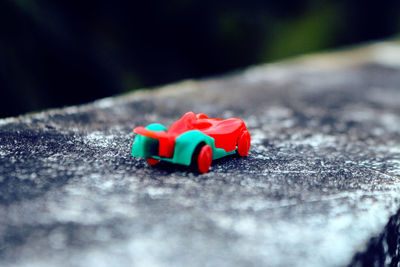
[1,0,400,118]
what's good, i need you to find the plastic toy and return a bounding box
[131,111,251,173]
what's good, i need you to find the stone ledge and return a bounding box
[1,41,400,266]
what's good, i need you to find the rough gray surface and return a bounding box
[1,42,400,267]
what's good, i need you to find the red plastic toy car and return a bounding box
[131,111,251,173]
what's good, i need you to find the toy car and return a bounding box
[131,111,251,173]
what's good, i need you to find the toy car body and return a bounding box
[131,111,251,173]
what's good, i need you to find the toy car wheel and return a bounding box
[197,145,213,174]
[237,130,251,156]
[147,158,160,166]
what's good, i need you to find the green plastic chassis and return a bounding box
[131,123,236,166]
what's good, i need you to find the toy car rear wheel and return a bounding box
[147,158,160,166]
[197,145,213,174]
[237,130,251,156]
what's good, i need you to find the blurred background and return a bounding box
[1,0,400,118]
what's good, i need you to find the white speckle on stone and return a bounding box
[94,97,116,109]
[49,230,67,250]
[243,65,293,84]
[290,133,337,148]
[85,131,116,148]
[0,117,17,126]
[222,110,234,118]
[146,187,173,199]
[380,113,400,133]
[371,42,400,68]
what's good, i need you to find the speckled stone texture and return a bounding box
[1,42,400,267]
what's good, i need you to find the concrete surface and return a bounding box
[1,41,400,266]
